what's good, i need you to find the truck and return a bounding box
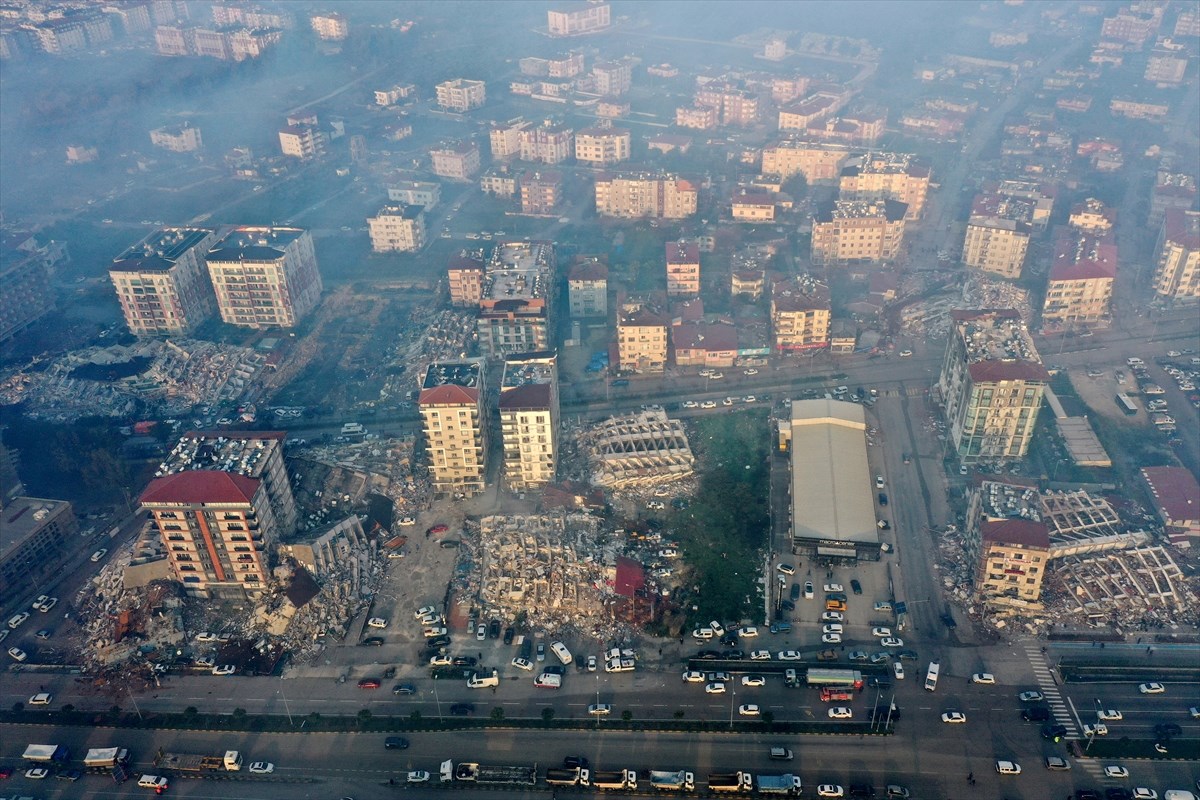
[23,744,69,763]
[756,774,803,796]
[820,687,855,702]
[155,750,242,773]
[707,771,753,792]
[545,767,590,786]
[448,761,537,786]
[84,747,132,773]
[340,422,365,436]
[806,668,863,690]
[648,769,695,791]
[592,769,637,790]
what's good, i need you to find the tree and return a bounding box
[490,707,505,720]
[232,707,247,720]
[357,708,372,725]
[541,707,555,722]
[621,710,633,722]
[183,706,198,717]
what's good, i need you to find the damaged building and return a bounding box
[583,409,694,488]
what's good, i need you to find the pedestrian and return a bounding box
[1146,646,1152,654]
[967,772,973,782]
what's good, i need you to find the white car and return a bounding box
[880,637,904,648]
[429,654,452,666]
[248,762,274,774]
[212,664,236,675]
[1103,765,1129,778]
[822,624,843,634]
[822,612,844,622]
[1097,709,1123,721]
[700,401,717,409]
[90,548,107,562]
[804,582,814,599]
[823,583,843,592]
[1082,723,1108,737]
[738,626,758,637]
[1018,691,1044,702]
[741,675,766,687]
[588,703,612,716]
[872,627,892,637]
[777,650,803,661]
[941,711,967,723]
[995,760,1021,775]
[32,594,50,611]
[28,692,52,705]
[743,368,758,375]
[822,633,842,644]
[828,707,853,719]
[817,785,845,798]
[1138,682,1165,694]
[738,704,761,716]
[196,631,218,642]
[682,400,699,408]
[8,646,27,662]
[25,767,49,779]
[692,627,714,640]
[137,775,169,789]
[407,770,430,783]
[414,605,436,619]
[682,670,706,682]
[367,617,388,629]
[777,563,796,575]
[397,516,416,526]
[1132,789,1158,799]
[970,672,995,684]
[875,475,885,488]
[8,611,29,629]
[418,613,442,626]
[705,682,726,694]
[511,657,534,671]
[425,626,449,638]
[750,650,771,661]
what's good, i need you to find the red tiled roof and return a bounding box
[968,360,1050,383]
[614,556,646,597]
[981,518,1050,549]
[568,261,608,281]
[1141,466,1200,524]
[672,322,737,352]
[499,383,551,410]
[419,384,478,405]
[140,471,260,505]
[665,241,699,263]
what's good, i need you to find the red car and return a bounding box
[0,766,12,779]
[426,524,449,536]
[357,678,381,689]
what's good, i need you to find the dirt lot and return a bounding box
[1067,367,1147,424]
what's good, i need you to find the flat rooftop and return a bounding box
[501,352,556,389]
[159,430,285,481]
[422,360,481,390]
[207,227,306,262]
[951,309,1043,366]
[483,241,553,303]
[976,477,1041,521]
[112,227,214,272]
[0,497,72,562]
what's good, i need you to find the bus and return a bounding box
[924,661,940,692]
[805,668,864,690]
[1114,393,1137,416]
[340,422,366,436]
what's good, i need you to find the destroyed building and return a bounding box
[583,409,694,488]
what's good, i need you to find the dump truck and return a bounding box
[756,773,803,795]
[84,747,132,773]
[23,744,69,763]
[448,761,537,786]
[592,769,637,790]
[707,771,753,792]
[545,766,589,786]
[155,749,242,773]
[648,769,695,791]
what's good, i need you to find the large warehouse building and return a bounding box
[779,398,880,561]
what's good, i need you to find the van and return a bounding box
[466,669,499,689]
[1163,792,1198,800]
[534,672,562,689]
[550,641,573,665]
[138,775,169,789]
[1126,357,1144,366]
[769,747,794,761]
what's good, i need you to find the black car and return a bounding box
[503,627,515,645]
[449,703,475,716]
[362,636,385,646]
[384,736,409,750]
[392,683,416,695]
[383,666,397,679]
[1106,790,1132,800]
[897,650,919,661]
[849,783,877,798]
[488,620,501,639]
[695,650,721,660]
[428,635,451,648]
[789,583,801,600]
[544,665,567,676]
[1041,723,1068,741]
[720,632,739,646]
[721,649,745,660]
[1022,706,1051,722]
[563,756,590,770]
[55,769,83,782]
[519,638,533,659]
[780,599,796,611]
[452,656,477,667]
[1075,791,1101,800]
[1155,722,1183,738]
[878,493,888,506]
[850,579,863,595]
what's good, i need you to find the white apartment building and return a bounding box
[110,227,217,336]
[205,227,323,329]
[367,204,426,253]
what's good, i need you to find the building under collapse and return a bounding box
[584,409,694,488]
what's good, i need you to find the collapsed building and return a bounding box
[583,409,694,488]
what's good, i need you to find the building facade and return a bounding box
[447,254,486,307]
[499,351,560,491]
[811,200,907,265]
[547,1,611,35]
[595,173,698,219]
[771,275,831,351]
[519,122,574,164]
[761,139,855,185]
[937,310,1048,463]
[837,152,930,220]
[1152,209,1200,301]
[591,58,633,95]
[278,125,324,160]
[150,123,203,152]
[965,494,1050,614]
[480,167,518,197]
[490,119,531,160]
[567,256,608,318]
[367,204,427,253]
[574,126,631,165]
[675,105,719,130]
[436,78,486,112]
[205,227,323,329]
[431,141,481,180]
[310,11,348,40]
[962,192,1037,279]
[110,227,218,336]
[0,248,54,343]
[520,170,563,215]
[0,496,77,605]
[665,241,700,297]
[1042,231,1116,331]
[617,305,668,372]
[419,360,487,497]
[476,241,554,356]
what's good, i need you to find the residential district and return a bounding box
[0,1,1198,798]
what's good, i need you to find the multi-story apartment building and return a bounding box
[777,87,852,130]
[731,190,776,223]
[374,83,417,106]
[155,23,281,60]
[591,58,634,96]
[567,256,608,318]
[811,200,907,266]
[520,171,563,215]
[1101,6,1162,46]
[1042,231,1116,331]
[386,180,440,209]
[837,152,930,220]
[695,84,759,127]
[278,125,324,160]
[937,309,1048,463]
[447,253,486,307]
[595,173,698,219]
[617,304,668,372]
[435,78,486,112]
[802,109,888,145]
[110,227,218,336]
[480,166,518,198]
[205,227,322,329]
[1145,41,1188,86]
[547,0,611,36]
[518,122,574,165]
[1152,209,1200,301]
[675,105,719,130]
[211,3,293,30]
[476,241,555,356]
[0,247,54,343]
[1142,466,1200,548]
[1110,97,1169,120]
[965,479,1050,614]
[962,194,1035,279]
[771,275,831,352]
[367,204,426,253]
[1176,7,1200,37]
[1067,197,1116,232]
[761,139,855,185]
[419,360,487,497]
[490,119,532,160]
[0,494,77,605]
[987,182,1054,225]
[519,51,585,77]
[1150,172,1197,226]
[665,241,700,297]
[140,470,278,598]
[150,123,203,153]
[499,351,560,491]
[310,11,348,41]
[430,141,481,180]
[574,126,631,165]
[672,321,738,369]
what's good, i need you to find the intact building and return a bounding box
[499,351,560,491]
[962,193,1035,279]
[695,84,759,127]
[1152,209,1200,301]
[387,180,440,209]
[278,125,324,160]
[0,496,77,604]
[617,304,668,372]
[310,11,348,41]
[150,123,203,153]
[520,170,563,215]
[1067,198,1116,232]
[490,119,532,160]
[574,126,631,165]
[777,399,879,560]
[419,360,487,497]
[1042,231,1116,331]
[0,246,54,343]
[811,200,907,266]
[436,78,486,112]
[731,190,776,223]
[519,122,574,165]
[447,253,486,307]
[480,167,518,198]
[837,152,930,220]
[1141,466,1200,548]
[761,139,856,185]
[938,310,1049,463]
[771,275,831,351]
[591,58,633,95]
[477,241,555,356]
[139,471,278,598]
[547,1,611,36]
[595,173,698,219]
[665,240,700,297]
[368,204,426,253]
[430,141,481,180]
[205,227,322,329]
[110,227,218,336]
[567,256,608,318]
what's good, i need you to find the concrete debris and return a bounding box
[1046,546,1197,627]
[582,409,695,488]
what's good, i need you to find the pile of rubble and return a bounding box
[379,309,475,405]
[582,409,695,488]
[1045,545,1198,626]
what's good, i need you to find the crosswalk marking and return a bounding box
[1023,644,1081,739]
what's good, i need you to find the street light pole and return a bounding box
[279,680,293,727]
[128,687,143,721]
[729,685,736,729]
[433,675,442,720]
